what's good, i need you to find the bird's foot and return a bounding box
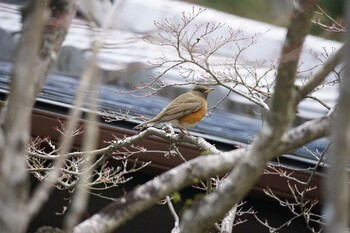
[163,124,175,134]
[179,128,191,137]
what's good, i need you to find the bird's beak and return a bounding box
[205,88,215,93]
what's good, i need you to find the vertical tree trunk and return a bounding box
[0,1,77,232]
[0,2,47,232]
[323,3,350,232]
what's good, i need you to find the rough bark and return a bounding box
[179,1,319,232]
[0,1,77,232]
[73,112,329,233]
[323,3,350,232]
[0,2,48,232]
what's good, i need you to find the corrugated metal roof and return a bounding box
[0,1,336,165]
[0,61,329,165]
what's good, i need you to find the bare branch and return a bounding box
[27,1,133,219]
[297,43,344,101]
[73,108,330,233]
[312,4,347,33]
[63,62,100,232]
[136,8,273,110]
[179,1,319,232]
[73,148,242,233]
[166,196,180,233]
[220,204,238,233]
[0,1,77,232]
[4,1,341,232]
[259,147,327,232]
[0,2,48,232]
[323,4,350,232]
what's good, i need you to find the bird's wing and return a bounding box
[154,93,204,122]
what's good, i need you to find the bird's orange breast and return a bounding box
[177,104,207,125]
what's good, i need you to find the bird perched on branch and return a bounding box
[134,85,214,135]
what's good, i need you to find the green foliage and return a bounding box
[193,0,290,26]
[192,177,200,184]
[320,0,344,17]
[171,192,182,203]
[184,0,345,40]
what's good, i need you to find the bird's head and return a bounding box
[192,85,214,99]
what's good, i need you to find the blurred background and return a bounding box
[0,1,344,232]
[0,0,342,157]
[185,0,345,40]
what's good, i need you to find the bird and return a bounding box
[134,85,214,135]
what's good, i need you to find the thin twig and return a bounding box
[166,196,180,233]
